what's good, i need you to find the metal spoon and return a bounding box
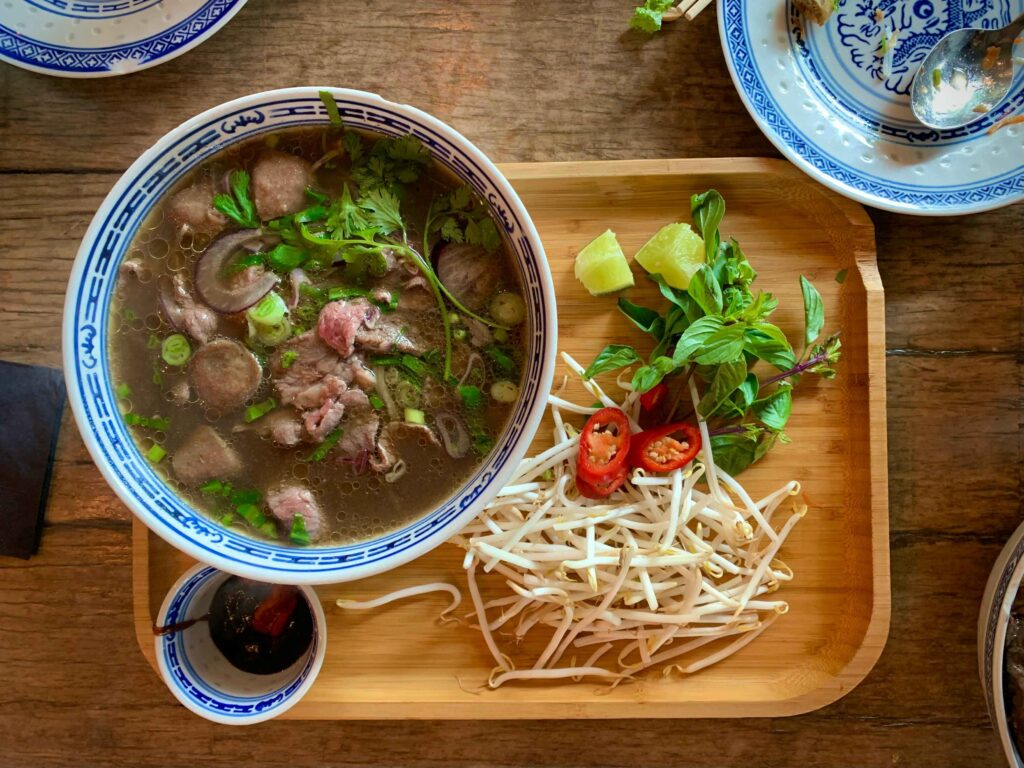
[910,13,1024,130]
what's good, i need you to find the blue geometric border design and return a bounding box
[0,0,244,75]
[721,0,1024,213]
[65,92,554,580]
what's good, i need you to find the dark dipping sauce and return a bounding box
[208,576,313,675]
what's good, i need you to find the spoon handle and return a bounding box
[1009,12,1024,40]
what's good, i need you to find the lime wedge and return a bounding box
[574,229,635,296]
[634,222,705,289]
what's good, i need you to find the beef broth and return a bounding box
[109,126,525,547]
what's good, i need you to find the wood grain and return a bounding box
[0,0,1019,764]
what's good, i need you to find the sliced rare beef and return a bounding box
[336,412,380,462]
[171,425,242,486]
[257,409,305,447]
[160,273,218,344]
[317,299,380,358]
[189,338,262,410]
[266,486,324,541]
[436,243,498,311]
[166,181,227,237]
[251,151,313,221]
[271,331,373,409]
[463,316,492,348]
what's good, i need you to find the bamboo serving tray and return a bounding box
[132,158,890,719]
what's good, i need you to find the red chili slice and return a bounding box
[576,407,631,485]
[576,466,628,499]
[639,382,668,412]
[251,585,299,637]
[630,422,701,473]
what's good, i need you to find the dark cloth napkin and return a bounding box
[0,360,66,558]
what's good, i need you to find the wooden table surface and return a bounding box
[0,2,1020,766]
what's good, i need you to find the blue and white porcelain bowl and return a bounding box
[721,0,1024,215]
[979,518,1024,767]
[155,564,326,725]
[62,87,557,584]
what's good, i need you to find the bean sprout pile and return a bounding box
[339,352,807,688]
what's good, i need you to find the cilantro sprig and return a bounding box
[213,170,259,229]
[583,189,841,475]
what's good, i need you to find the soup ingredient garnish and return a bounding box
[146,444,167,463]
[344,354,805,687]
[160,334,191,367]
[581,189,840,475]
[289,513,311,546]
[574,229,635,296]
[576,407,631,494]
[633,222,705,290]
[244,397,277,423]
[213,170,259,229]
[630,422,700,472]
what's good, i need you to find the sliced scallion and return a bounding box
[267,244,308,271]
[458,385,483,410]
[146,444,167,463]
[404,407,426,425]
[281,350,299,369]
[161,334,192,366]
[200,479,224,495]
[147,333,160,350]
[290,513,311,546]
[115,382,132,399]
[244,397,277,423]
[306,427,344,462]
[247,291,288,327]
[257,318,292,346]
[236,502,277,538]
[369,393,385,410]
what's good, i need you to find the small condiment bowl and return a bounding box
[154,564,326,725]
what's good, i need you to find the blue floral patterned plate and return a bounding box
[720,0,1024,215]
[0,0,248,78]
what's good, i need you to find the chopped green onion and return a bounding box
[447,312,461,325]
[404,407,426,425]
[453,328,467,341]
[229,487,262,506]
[256,318,292,346]
[371,353,428,380]
[541,468,555,482]
[248,291,288,327]
[306,427,344,462]
[219,511,236,526]
[319,89,343,127]
[152,368,163,386]
[305,187,328,203]
[290,513,311,546]
[236,502,277,538]
[493,327,509,344]
[227,251,265,274]
[329,286,369,302]
[932,68,942,88]
[115,382,132,399]
[267,244,308,271]
[281,350,299,369]
[146,444,167,463]
[200,480,224,495]
[161,334,192,366]
[458,385,484,410]
[124,413,170,431]
[244,397,277,423]
[122,308,137,322]
[485,345,516,375]
[147,333,160,349]
[394,379,422,409]
[368,393,385,410]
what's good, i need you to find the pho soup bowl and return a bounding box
[155,564,326,725]
[63,87,556,584]
[979,518,1024,768]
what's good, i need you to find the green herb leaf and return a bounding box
[631,356,676,393]
[752,387,793,431]
[800,275,825,346]
[458,385,484,410]
[686,265,724,317]
[213,170,259,228]
[693,323,746,365]
[630,0,675,33]
[290,513,311,546]
[743,323,797,370]
[835,268,848,284]
[673,316,724,364]
[698,358,747,417]
[691,190,726,263]
[319,90,343,126]
[709,431,760,475]
[736,372,759,410]
[617,298,665,338]
[266,244,308,272]
[583,344,641,380]
[359,187,405,236]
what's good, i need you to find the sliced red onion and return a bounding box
[194,229,279,313]
[289,268,311,309]
[436,411,471,459]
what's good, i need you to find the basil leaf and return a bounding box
[631,356,676,394]
[718,239,756,286]
[617,298,665,338]
[709,431,759,475]
[752,387,793,431]
[583,344,640,380]
[835,268,849,284]
[691,189,725,263]
[673,316,723,364]
[741,290,778,322]
[744,324,797,370]
[649,274,700,320]
[698,358,747,417]
[800,275,824,346]
[694,324,746,365]
[736,372,759,410]
[753,431,779,463]
[687,265,723,317]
